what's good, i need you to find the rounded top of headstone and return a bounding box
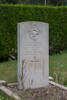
[18,21,49,26]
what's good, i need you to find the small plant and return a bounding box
[53,67,64,85]
[0,96,8,100]
[0,96,16,100]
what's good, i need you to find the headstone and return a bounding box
[18,22,49,89]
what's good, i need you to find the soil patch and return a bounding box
[6,83,67,100]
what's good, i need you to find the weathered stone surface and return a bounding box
[18,22,49,89]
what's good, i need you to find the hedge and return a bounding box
[0,4,67,59]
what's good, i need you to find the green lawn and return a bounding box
[0,61,17,83]
[49,51,67,86]
[0,51,67,86]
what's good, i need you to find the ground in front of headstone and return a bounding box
[7,83,67,100]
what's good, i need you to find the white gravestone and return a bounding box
[18,22,49,89]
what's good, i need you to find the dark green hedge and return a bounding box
[0,4,67,59]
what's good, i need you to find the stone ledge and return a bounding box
[0,80,7,86]
[49,76,54,81]
[0,86,21,100]
[49,81,67,91]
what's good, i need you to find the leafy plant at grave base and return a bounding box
[0,94,16,100]
[53,68,64,85]
[0,91,8,100]
[0,96,16,100]
[0,4,67,60]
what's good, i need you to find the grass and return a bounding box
[0,51,67,86]
[49,50,67,86]
[0,61,17,83]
